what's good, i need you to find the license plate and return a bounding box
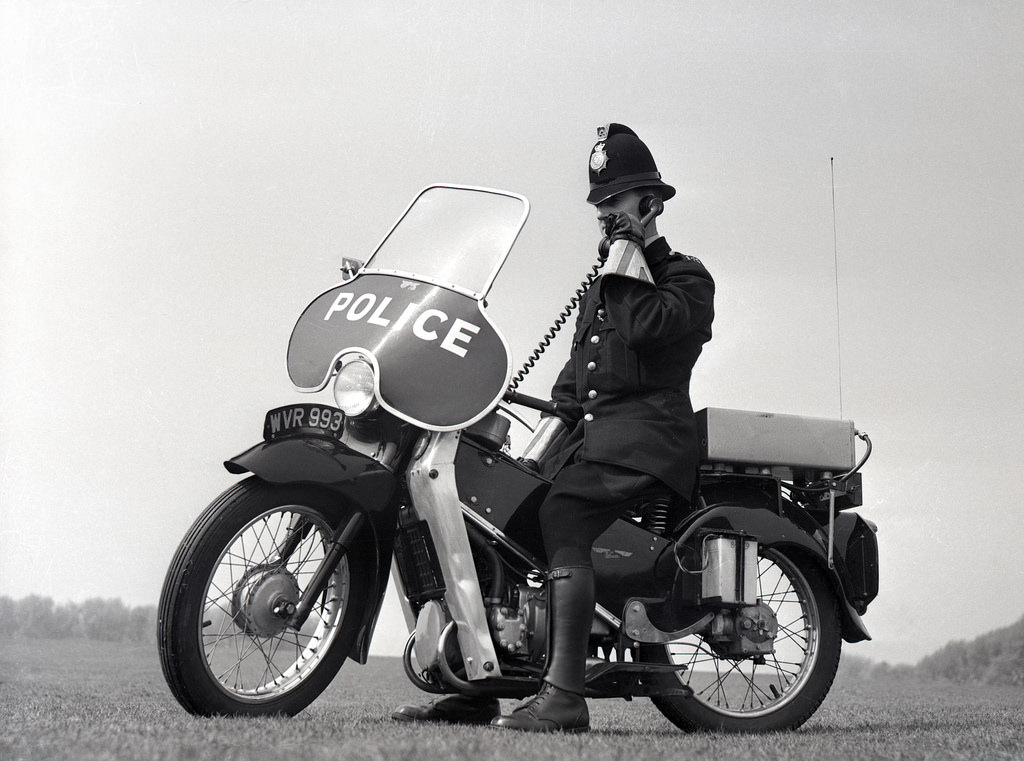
[263,404,345,442]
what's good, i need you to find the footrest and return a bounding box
[584,661,692,699]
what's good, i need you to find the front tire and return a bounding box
[644,549,842,732]
[158,477,372,716]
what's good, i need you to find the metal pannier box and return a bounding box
[696,407,855,477]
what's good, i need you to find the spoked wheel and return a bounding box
[159,477,371,716]
[643,549,842,732]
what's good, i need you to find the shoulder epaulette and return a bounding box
[669,251,705,267]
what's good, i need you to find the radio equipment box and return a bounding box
[696,407,855,477]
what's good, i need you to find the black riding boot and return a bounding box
[392,693,500,725]
[491,566,593,732]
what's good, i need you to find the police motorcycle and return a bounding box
[158,184,878,732]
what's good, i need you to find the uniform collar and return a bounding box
[644,235,671,264]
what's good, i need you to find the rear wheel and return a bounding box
[158,477,372,716]
[644,549,841,732]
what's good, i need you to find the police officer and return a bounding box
[393,124,715,732]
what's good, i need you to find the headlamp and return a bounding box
[332,358,378,416]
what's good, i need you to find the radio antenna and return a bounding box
[831,157,844,419]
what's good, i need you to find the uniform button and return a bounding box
[583,413,594,422]
[597,308,606,318]
[586,361,597,371]
[588,390,597,399]
[590,335,600,344]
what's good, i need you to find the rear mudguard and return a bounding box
[224,436,400,662]
[667,502,871,643]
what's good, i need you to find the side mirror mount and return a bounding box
[340,258,364,280]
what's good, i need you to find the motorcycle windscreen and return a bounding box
[288,273,512,430]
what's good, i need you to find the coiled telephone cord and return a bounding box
[508,258,605,391]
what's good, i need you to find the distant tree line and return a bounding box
[916,614,1024,688]
[0,595,157,644]
[837,614,1024,689]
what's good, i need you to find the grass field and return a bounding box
[2,637,1022,761]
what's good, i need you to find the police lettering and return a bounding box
[323,291,479,358]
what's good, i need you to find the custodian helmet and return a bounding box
[587,123,676,205]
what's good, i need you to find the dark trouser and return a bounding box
[539,460,658,568]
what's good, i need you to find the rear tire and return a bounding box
[158,477,372,716]
[643,549,842,732]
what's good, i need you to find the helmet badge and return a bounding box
[590,142,609,174]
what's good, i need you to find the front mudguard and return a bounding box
[669,503,871,643]
[224,436,399,662]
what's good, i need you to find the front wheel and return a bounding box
[158,477,372,716]
[643,548,842,732]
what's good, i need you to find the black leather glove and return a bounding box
[598,211,645,259]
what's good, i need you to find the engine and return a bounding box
[487,583,547,661]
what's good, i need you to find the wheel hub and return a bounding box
[231,565,301,637]
[707,602,779,658]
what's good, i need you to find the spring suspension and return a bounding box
[508,258,605,391]
[641,496,672,536]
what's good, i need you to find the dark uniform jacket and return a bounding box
[545,236,715,498]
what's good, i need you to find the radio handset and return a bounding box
[599,197,664,283]
[598,196,662,260]
[507,195,664,392]
[639,194,664,221]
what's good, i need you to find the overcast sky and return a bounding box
[2,1,1023,665]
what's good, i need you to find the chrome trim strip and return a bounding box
[595,603,621,629]
[407,431,502,680]
[390,557,416,632]
[350,269,481,301]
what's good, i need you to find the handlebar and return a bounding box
[502,390,559,415]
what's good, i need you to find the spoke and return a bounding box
[743,662,775,709]
[206,577,234,607]
[747,679,777,707]
[696,657,738,707]
[775,622,810,649]
[224,548,261,568]
[237,633,263,667]
[292,533,325,577]
[259,513,285,564]
[743,661,757,708]
[769,652,797,692]
[767,575,788,606]
[272,516,306,565]
[706,657,776,710]
[239,532,249,578]
[250,519,272,567]
[216,641,249,684]
[257,637,285,688]
[204,628,236,664]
